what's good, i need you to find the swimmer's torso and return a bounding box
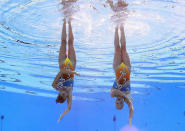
[116,62,130,84]
[113,62,130,92]
[62,57,74,80]
[57,58,74,89]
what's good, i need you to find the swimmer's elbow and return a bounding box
[111,92,114,97]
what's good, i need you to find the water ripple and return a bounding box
[0,0,185,99]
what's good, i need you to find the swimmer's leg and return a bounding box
[113,26,122,72]
[120,24,131,70]
[68,20,76,69]
[59,19,67,70]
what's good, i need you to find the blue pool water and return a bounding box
[0,0,185,131]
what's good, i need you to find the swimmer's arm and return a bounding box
[124,97,134,126]
[111,88,121,97]
[58,92,72,122]
[110,88,117,97]
[111,88,128,98]
[52,71,63,89]
[118,80,131,97]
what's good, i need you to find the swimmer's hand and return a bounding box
[58,109,69,123]
[75,72,80,76]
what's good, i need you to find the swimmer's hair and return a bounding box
[56,94,66,104]
[115,98,124,110]
[116,104,123,110]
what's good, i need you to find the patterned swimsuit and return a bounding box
[113,62,130,92]
[57,57,74,90]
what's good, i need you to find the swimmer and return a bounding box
[52,18,79,122]
[110,23,134,126]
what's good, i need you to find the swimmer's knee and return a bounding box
[68,38,74,43]
[62,39,66,44]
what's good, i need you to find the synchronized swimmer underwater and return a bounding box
[52,0,134,126]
